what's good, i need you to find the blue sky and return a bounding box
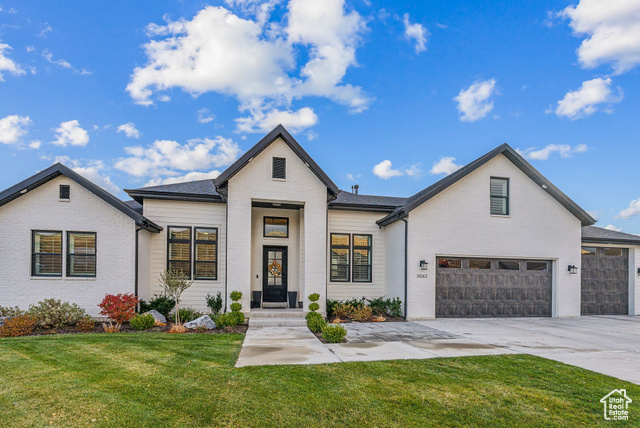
[0,0,639,233]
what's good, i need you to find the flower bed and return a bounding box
[18,323,247,337]
[326,297,405,324]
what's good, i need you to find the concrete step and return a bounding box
[249,318,307,328]
[250,309,306,319]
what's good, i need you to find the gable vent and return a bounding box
[59,184,70,200]
[272,157,286,179]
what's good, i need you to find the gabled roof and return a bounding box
[582,226,640,245]
[0,163,162,232]
[377,143,596,227]
[214,124,339,195]
[329,190,407,213]
[123,199,143,214]
[125,179,223,204]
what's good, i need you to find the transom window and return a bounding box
[264,217,289,238]
[527,261,548,271]
[438,258,461,268]
[167,226,191,278]
[352,234,372,282]
[498,260,520,270]
[604,248,623,257]
[490,177,509,215]
[194,228,217,280]
[469,259,491,269]
[581,247,596,256]
[32,230,63,277]
[330,234,350,282]
[67,232,96,277]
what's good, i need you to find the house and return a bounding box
[1,125,639,319]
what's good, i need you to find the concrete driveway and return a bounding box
[415,316,640,384]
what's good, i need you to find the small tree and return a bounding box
[98,293,139,326]
[159,269,193,326]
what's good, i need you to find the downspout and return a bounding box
[400,218,408,319]
[224,202,229,313]
[135,227,142,302]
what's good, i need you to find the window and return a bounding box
[167,226,191,277]
[582,247,596,256]
[330,234,350,282]
[272,157,286,179]
[604,248,623,257]
[67,232,96,277]
[438,258,461,268]
[498,260,520,270]
[59,185,70,200]
[32,231,63,277]
[527,261,548,271]
[490,177,509,215]
[194,228,217,280]
[352,234,372,282]
[469,259,491,269]
[264,217,289,238]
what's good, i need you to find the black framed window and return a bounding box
[352,234,372,282]
[264,217,289,238]
[32,230,63,277]
[272,157,286,179]
[167,226,191,278]
[490,177,509,215]
[67,232,96,277]
[194,228,217,280]
[330,234,350,282]
[59,185,70,200]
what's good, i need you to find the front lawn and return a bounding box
[0,334,636,427]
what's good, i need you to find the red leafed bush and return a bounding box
[98,294,139,324]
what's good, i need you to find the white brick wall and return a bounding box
[226,137,328,312]
[0,176,136,317]
[405,154,582,319]
[384,219,406,304]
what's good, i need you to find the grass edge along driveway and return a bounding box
[0,333,637,427]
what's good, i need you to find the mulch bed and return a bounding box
[25,323,247,337]
[326,317,405,324]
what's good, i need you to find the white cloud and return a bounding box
[236,106,318,133]
[346,173,361,182]
[430,156,462,175]
[516,144,588,160]
[28,140,41,150]
[197,108,215,124]
[604,224,623,232]
[42,50,71,68]
[144,170,222,187]
[127,1,370,132]
[117,122,141,139]
[555,77,622,119]
[0,115,31,144]
[454,78,498,122]
[402,13,428,53]
[52,120,89,147]
[53,157,119,194]
[617,198,640,219]
[587,210,599,221]
[561,0,640,74]
[37,23,52,37]
[0,43,25,80]
[373,160,403,179]
[115,137,240,180]
[404,163,423,178]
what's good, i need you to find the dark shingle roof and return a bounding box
[329,190,407,212]
[582,226,640,245]
[377,143,596,227]
[123,199,143,214]
[125,179,222,204]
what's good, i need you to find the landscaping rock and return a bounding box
[143,310,166,325]
[184,315,216,330]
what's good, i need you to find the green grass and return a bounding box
[0,334,637,427]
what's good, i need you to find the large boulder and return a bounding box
[184,315,216,330]
[143,310,166,325]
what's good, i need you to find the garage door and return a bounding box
[581,247,628,315]
[436,258,552,317]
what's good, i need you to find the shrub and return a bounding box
[366,297,388,316]
[326,299,340,318]
[0,315,37,337]
[212,313,232,328]
[130,313,155,331]
[308,293,320,302]
[0,305,26,318]
[344,297,366,310]
[168,324,187,334]
[102,322,121,333]
[387,297,403,318]
[333,304,352,320]
[305,311,323,323]
[205,292,223,315]
[139,294,175,319]
[308,302,320,312]
[230,302,242,312]
[175,307,201,323]
[307,316,326,333]
[230,291,243,302]
[229,311,245,326]
[322,324,347,343]
[76,317,95,333]
[351,305,373,322]
[98,294,139,324]
[28,299,88,329]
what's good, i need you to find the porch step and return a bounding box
[248,318,307,328]
[250,309,306,319]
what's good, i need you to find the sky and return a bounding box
[0,0,639,233]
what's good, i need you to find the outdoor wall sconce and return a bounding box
[420,260,429,270]
[568,265,578,274]
[637,268,640,276]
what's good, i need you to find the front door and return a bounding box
[263,246,288,303]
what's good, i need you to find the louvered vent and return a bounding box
[59,185,70,200]
[272,157,286,179]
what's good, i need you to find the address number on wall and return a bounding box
[416,273,428,279]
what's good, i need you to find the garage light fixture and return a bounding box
[637,268,640,276]
[420,260,428,270]
[567,265,578,274]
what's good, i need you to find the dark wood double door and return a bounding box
[263,246,288,303]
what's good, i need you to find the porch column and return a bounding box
[226,195,252,313]
[302,199,327,314]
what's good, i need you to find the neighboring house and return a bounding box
[1,125,639,319]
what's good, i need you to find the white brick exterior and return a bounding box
[405,154,582,319]
[0,176,136,317]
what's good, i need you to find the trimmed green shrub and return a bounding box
[230,291,243,302]
[205,292,223,315]
[305,311,323,323]
[308,302,320,312]
[307,316,326,333]
[366,297,388,316]
[139,294,175,318]
[28,299,88,329]
[322,324,347,343]
[308,293,320,302]
[229,311,245,326]
[230,302,242,312]
[212,313,233,328]
[130,313,155,331]
[387,297,403,318]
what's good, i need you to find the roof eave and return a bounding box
[124,190,224,204]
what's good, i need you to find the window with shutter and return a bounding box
[272,157,286,179]
[490,177,509,215]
